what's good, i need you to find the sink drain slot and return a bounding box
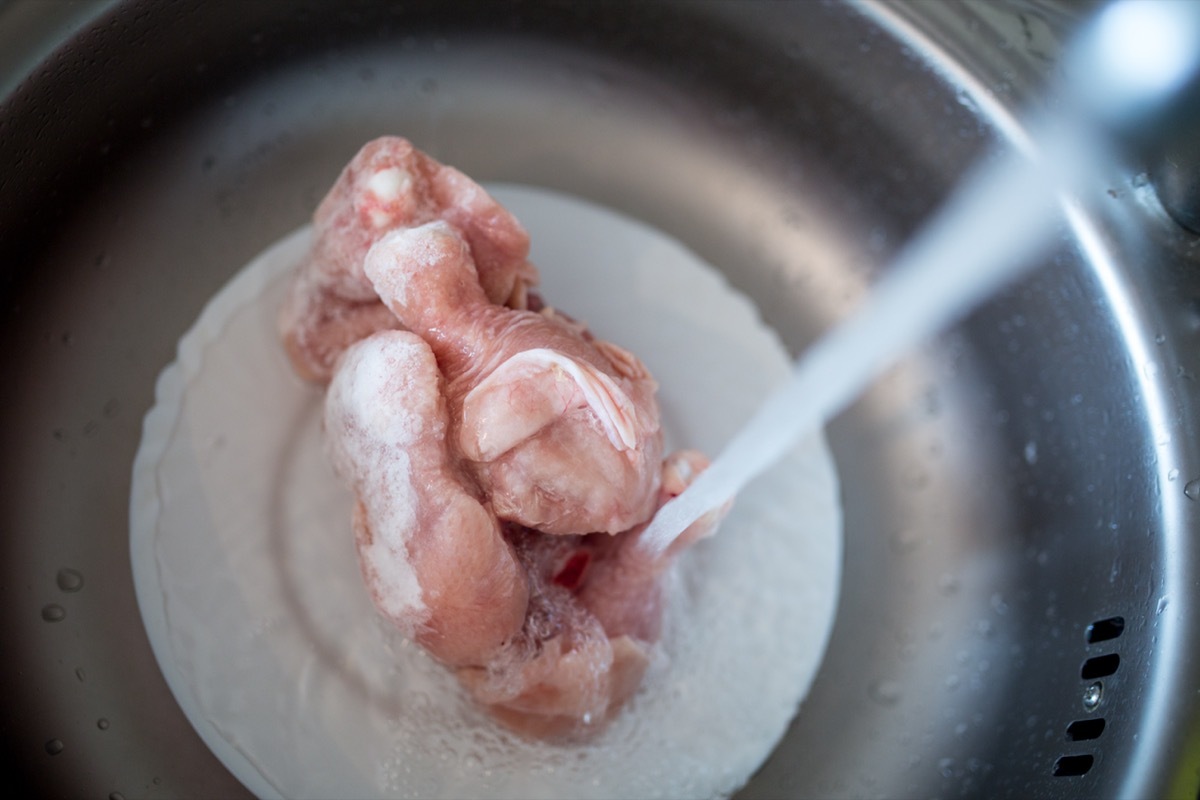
[1065,718,1106,742]
[1085,616,1125,644]
[1080,653,1120,680]
[1053,754,1096,777]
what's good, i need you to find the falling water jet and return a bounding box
[639,0,1200,556]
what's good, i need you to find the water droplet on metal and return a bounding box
[41,604,66,623]
[1184,478,1200,501]
[891,528,919,553]
[954,88,979,112]
[1082,681,1103,711]
[56,568,84,593]
[1144,361,1160,377]
[45,738,64,755]
[937,573,960,595]
[867,679,902,707]
[109,793,126,800]
[1168,468,1180,481]
[938,757,957,778]
[1024,440,1038,465]
[97,718,110,731]
[75,667,86,683]
[990,592,1009,615]
[1157,595,1170,614]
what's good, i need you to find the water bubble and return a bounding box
[868,679,902,707]
[56,568,84,593]
[990,593,1009,615]
[955,88,979,112]
[1082,681,1103,711]
[45,738,64,755]
[937,573,960,595]
[1184,478,1200,501]
[891,528,919,553]
[41,604,66,623]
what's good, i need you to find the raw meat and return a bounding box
[286,137,726,737]
[279,136,537,383]
[363,221,663,535]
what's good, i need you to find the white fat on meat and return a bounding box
[325,337,429,625]
[325,329,530,668]
[460,347,640,461]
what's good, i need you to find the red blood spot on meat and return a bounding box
[553,551,591,590]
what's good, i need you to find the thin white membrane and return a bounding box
[129,185,842,800]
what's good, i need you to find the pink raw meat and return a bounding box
[290,138,728,738]
[279,136,537,383]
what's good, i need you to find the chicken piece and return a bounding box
[324,330,529,666]
[363,221,664,535]
[279,136,537,382]
[458,450,724,739]
[327,331,724,739]
[301,138,728,739]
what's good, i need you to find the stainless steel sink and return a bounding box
[1,1,1197,797]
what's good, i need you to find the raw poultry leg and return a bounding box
[363,221,664,535]
[457,450,725,739]
[326,330,725,738]
[280,136,537,382]
[324,330,529,666]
